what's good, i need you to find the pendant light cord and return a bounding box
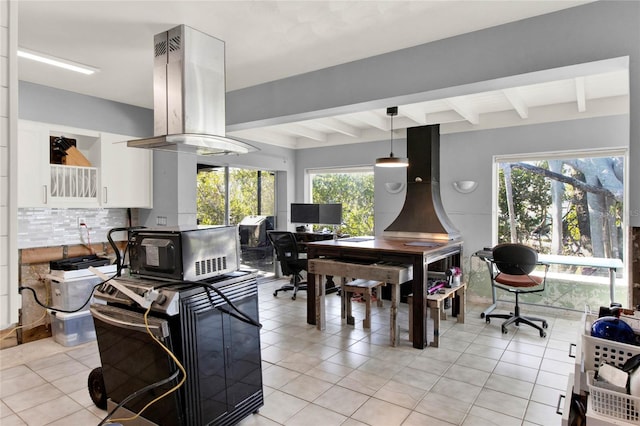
[390,113,394,156]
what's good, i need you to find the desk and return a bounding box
[295,232,336,244]
[475,250,624,317]
[306,237,462,349]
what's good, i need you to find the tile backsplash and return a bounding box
[17,208,137,249]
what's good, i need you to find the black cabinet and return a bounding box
[177,275,263,426]
[93,273,263,426]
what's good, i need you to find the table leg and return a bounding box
[609,267,616,304]
[429,300,440,348]
[390,282,399,347]
[459,285,466,324]
[308,272,316,325]
[316,274,326,331]
[481,258,497,319]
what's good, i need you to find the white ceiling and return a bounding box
[17,0,628,149]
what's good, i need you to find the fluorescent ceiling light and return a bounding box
[17,48,99,75]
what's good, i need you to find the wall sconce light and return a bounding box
[375,106,409,168]
[384,182,405,194]
[453,180,478,194]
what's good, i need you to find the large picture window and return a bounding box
[495,149,625,270]
[309,167,374,236]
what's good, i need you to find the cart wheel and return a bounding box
[88,367,107,410]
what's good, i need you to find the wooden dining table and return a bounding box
[305,236,463,349]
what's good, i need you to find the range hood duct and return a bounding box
[383,125,460,241]
[128,25,255,156]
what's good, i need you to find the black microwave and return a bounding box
[128,226,240,281]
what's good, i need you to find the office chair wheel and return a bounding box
[542,321,548,329]
[540,330,547,338]
[273,291,278,297]
[501,326,508,334]
[291,294,296,300]
[88,367,107,410]
[485,318,491,324]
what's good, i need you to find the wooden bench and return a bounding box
[408,282,466,347]
[341,279,385,329]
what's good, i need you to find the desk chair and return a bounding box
[485,243,549,337]
[267,231,307,300]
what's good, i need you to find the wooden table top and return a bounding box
[305,236,463,255]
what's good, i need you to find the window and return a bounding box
[197,166,275,226]
[197,166,275,274]
[495,149,625,266]
[309,167,374,236]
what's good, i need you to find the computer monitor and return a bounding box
[318,203,342,225]
[290,203,342,225]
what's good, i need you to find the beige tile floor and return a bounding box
[0,278,583,425]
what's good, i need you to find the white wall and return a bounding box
[2,0,19,328]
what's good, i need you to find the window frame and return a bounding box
[491,146,629,283]
[306,165,375,235]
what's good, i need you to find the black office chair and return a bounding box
[485,243,549,337]
[267,231,307,300]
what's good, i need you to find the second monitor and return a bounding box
[290,203,342,225]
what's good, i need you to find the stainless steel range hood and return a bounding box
[128,25,255,156]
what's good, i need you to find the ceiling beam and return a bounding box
[445,98,479,125]
[229,128,298,149]
[348,111,388,130]
[502,88,529,119]
[398,105,427,125]
[315,118,361,138]
[425,110,468,124]
[282,124,328,142]
[575,76,586,112]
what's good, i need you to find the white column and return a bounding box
[1,0,19,329]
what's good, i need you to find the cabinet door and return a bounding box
[226,291,262,410]
[99,132,153,208]
[17,121,49,207]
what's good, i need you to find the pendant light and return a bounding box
[375,106,408,167]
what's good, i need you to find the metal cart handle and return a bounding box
[90,306,169,338]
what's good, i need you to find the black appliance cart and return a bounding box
[89,271,263,426]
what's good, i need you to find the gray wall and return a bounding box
[227,1,640,227]
[294,115,629,266]
[19,81,152,137]
[439,115,629,261]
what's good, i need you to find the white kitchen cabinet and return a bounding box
[17,120,152,209]
[99,132,152,208]
[18,120,100,207]
[17,121,49,207]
